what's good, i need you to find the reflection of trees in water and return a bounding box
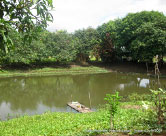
[0,75,96,111]
[41,76,79,107]
[0,76,78,111]
[0,78,38,111]
[0,73,166,112]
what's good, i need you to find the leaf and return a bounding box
[37,5,40,15]
[2,31,7,43]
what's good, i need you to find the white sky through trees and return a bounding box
[47,0,166,32]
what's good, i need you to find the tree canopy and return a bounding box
[115,11,166,63]
[0,0,53,53]
[0,10,166,67]
[97,11,166,63]
[73,28,99,62]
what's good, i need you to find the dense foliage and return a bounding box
[0,10,166,66]
[116,11,166,63]
[97,20,119,62]
[97,11,166,63]
[42,31,77,63]
[0,0,53,53]
[73,28,99,62]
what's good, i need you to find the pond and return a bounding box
[0,72,166,120]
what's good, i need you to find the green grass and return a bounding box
[0,102,161,136]
[0,66,109,78]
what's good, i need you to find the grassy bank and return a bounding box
[0,66,109,77]
[0,102,162,136]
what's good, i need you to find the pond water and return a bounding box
[0,72,166,120]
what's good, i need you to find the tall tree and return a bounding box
[42,31,77,63]
[116,11,166,63]
[73,27,99,62]
[0,0,53,53]
[97,20,121,62]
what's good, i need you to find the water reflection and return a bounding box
[139,79,149,88]
[0,73,165,120]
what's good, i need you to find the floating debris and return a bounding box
[67,102,92,113]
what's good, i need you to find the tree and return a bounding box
[0,29,48,66]
[97,20,120,62]
[0,0,53,53]
[104,92,121,129]
[130,20,166,63]
[97,11,166,63]
[42,31,77,63]
[115,11,166,63]
[73,27,99,62]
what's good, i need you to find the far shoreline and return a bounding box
[0,61,166,78]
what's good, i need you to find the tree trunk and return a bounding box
[146,62,148,73]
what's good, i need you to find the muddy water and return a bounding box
[0,73,165,120]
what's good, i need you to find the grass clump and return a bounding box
[0,66,109,78]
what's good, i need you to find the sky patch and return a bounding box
[47,0,166,32]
